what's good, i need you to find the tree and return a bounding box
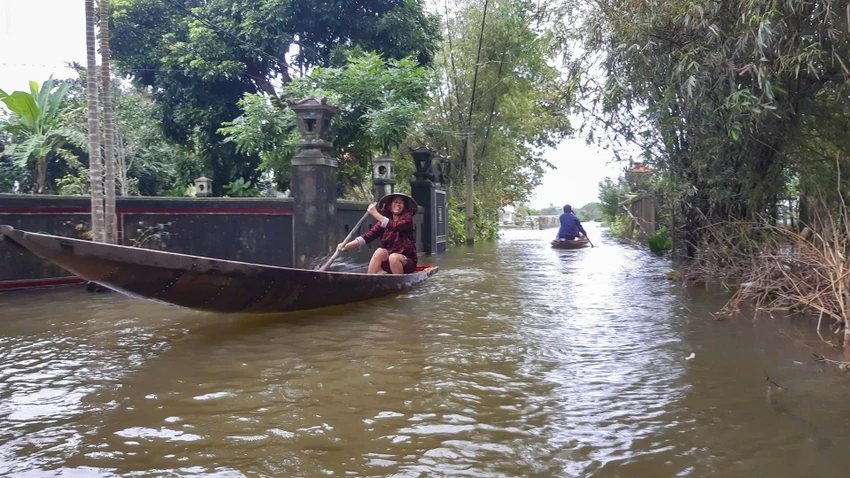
[220,53,433,196]
[86,0,105,241]
[0,78,85,194]
[110,0,441,194]
[424,0,572,242]
[59,69,201,197]
[575,202,602,222]
[561,0,850,254]
[597,178,627,224]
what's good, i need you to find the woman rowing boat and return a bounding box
[337,193,419,274]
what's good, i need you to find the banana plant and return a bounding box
[0,77,85,193]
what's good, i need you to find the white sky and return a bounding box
[531,138,623,210]
[0,0,622,206]
[0,1,85,93]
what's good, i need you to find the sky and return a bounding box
[530,138,623,210]
[0,1,85,93]
[0,0,623,206]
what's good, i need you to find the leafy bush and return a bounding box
[0,155,25,193]
[448,199,467,245]
[647,226,673,255]
[224,178,260,197]
[607,215,632,239]
[598,178,629,224]
[447,197,501,245]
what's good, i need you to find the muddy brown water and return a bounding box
[1,225,849,477]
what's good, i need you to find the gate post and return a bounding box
[288,98,339,268]
[409,147,449,254]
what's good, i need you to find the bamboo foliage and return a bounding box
[562,0,850,255]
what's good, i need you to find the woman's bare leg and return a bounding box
[388,253,405,274]
[368,248,389,274]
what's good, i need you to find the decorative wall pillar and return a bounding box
[287,98,339,268]
[372,155,396,202]
[194,177,213,197]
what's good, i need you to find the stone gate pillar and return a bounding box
[288,98,339,268]
[409,147,449,254]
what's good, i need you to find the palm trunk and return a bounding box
[101,0,118,244]
[85,0,105,243]
[117,133,128,195]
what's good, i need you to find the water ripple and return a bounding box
[2,226,850,476]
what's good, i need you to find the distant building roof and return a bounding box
[627,163,655,174]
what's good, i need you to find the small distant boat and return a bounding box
[551,238,590,250]
[0,225,438,314]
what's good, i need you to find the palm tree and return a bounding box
[101,0,117,243]
[0,78,85,193]
[85,0,105,242]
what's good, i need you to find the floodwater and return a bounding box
[1,224,850,477]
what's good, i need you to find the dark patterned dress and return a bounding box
[358,203,418,273]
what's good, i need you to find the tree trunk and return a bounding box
[101,0,118,244]
[36,159,47,194]
[117,133,128,195]
[85,0,105,243]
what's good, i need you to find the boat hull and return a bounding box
[551,238,590,250]
[0,225,438,314]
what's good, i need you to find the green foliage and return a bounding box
[0,154,26,193]
[575,202,603,222]
[54,154,90,196]
[112,86,192,195]
[221,52,433,197]
[131,221,175,250]
[647,226,673,256]
[223,178,260,197]
[218,93,297,192]
[58,74,202,196]
[514,204,539,224]
[475,213,501,242]
[447,199,467,245]
[424,0,572,234]
[163,186,193,197]
[111,0,440,195]
[0,77,84,193]
[447,197,501,245]
[564,0,850,255]
[606,215,632,239]
[598,178,628,224]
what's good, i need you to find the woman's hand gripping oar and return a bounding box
[319,210,371,271]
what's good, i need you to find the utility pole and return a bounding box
[465,0,489,246]
[465,128,474,245]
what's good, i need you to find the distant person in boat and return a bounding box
[556,204,587,241]
[337,193,419,274]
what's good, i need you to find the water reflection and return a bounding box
[1,225,850,476]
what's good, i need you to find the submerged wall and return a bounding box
[0,195,425,290]
[0,195,294,289]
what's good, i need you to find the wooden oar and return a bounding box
[587,237,594,248]
[319,211,371,271]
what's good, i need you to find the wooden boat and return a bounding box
[0,225,438,314]
[551,238,590,250]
